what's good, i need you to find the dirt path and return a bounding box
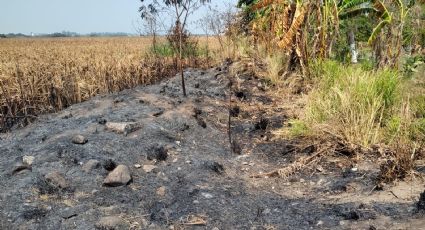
[0,62,424,229]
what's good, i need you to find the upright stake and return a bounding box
[179,22,187,97]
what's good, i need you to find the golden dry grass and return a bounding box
[0,36,219,130]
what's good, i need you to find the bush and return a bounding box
[403,55,424,77]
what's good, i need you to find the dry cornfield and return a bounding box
[0,37,216,131]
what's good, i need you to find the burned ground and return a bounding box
[0,62,424,229]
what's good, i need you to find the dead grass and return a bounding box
[377,141,424,184]
[0,37,219,131]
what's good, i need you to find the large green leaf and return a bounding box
[339,0,371,12]
[368,18,392,44]
[339,3,378,19]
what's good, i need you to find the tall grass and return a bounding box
[264,53,286,85]
[305,60,423,147]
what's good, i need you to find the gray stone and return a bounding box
[82,160,100,173]
[105,122,139,135]
[72,135,88,145]
[59,207,78,219]
[143,165,157,173]
[95,216,128,230]
[45,171,69,189]
[103,165,132,187]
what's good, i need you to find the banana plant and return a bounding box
[339,0,415,67]
[339,0,392,44]
[337,0,391,63]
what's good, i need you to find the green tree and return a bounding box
[140,0,210,97]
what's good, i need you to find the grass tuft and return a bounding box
[305,60,406,146]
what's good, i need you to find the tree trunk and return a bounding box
[179,22,186,97]
[348,28,358,64]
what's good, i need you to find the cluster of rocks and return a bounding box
[35,125,169,191]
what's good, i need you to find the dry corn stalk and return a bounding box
[0,37,215,131]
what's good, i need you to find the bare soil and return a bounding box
[0,61,424,229]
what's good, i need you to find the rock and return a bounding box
[105,122,139,135]
[156,186,166,197]
[45,171,69,189]
[103,165,132,187]
[95,216,128,230]
[82,160,100,173]
[134,164,142,169]
[143,165,157,173]
[23,156,35,166]
[59,207,78,219]
[72,135,88,145]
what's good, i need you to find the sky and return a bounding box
[0,0,238,35]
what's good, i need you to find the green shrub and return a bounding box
[149,43,175,57]
[148,41,208,59]
[403,55,424,77]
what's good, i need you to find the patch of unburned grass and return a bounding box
[276,60,425,182]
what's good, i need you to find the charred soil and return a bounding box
[0,61,424,229]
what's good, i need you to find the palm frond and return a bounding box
[368,18,392,44]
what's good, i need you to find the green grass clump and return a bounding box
[149,43,175,57]
[304,60,415,146]
[287,119,309,137]
[149,42,209,59]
